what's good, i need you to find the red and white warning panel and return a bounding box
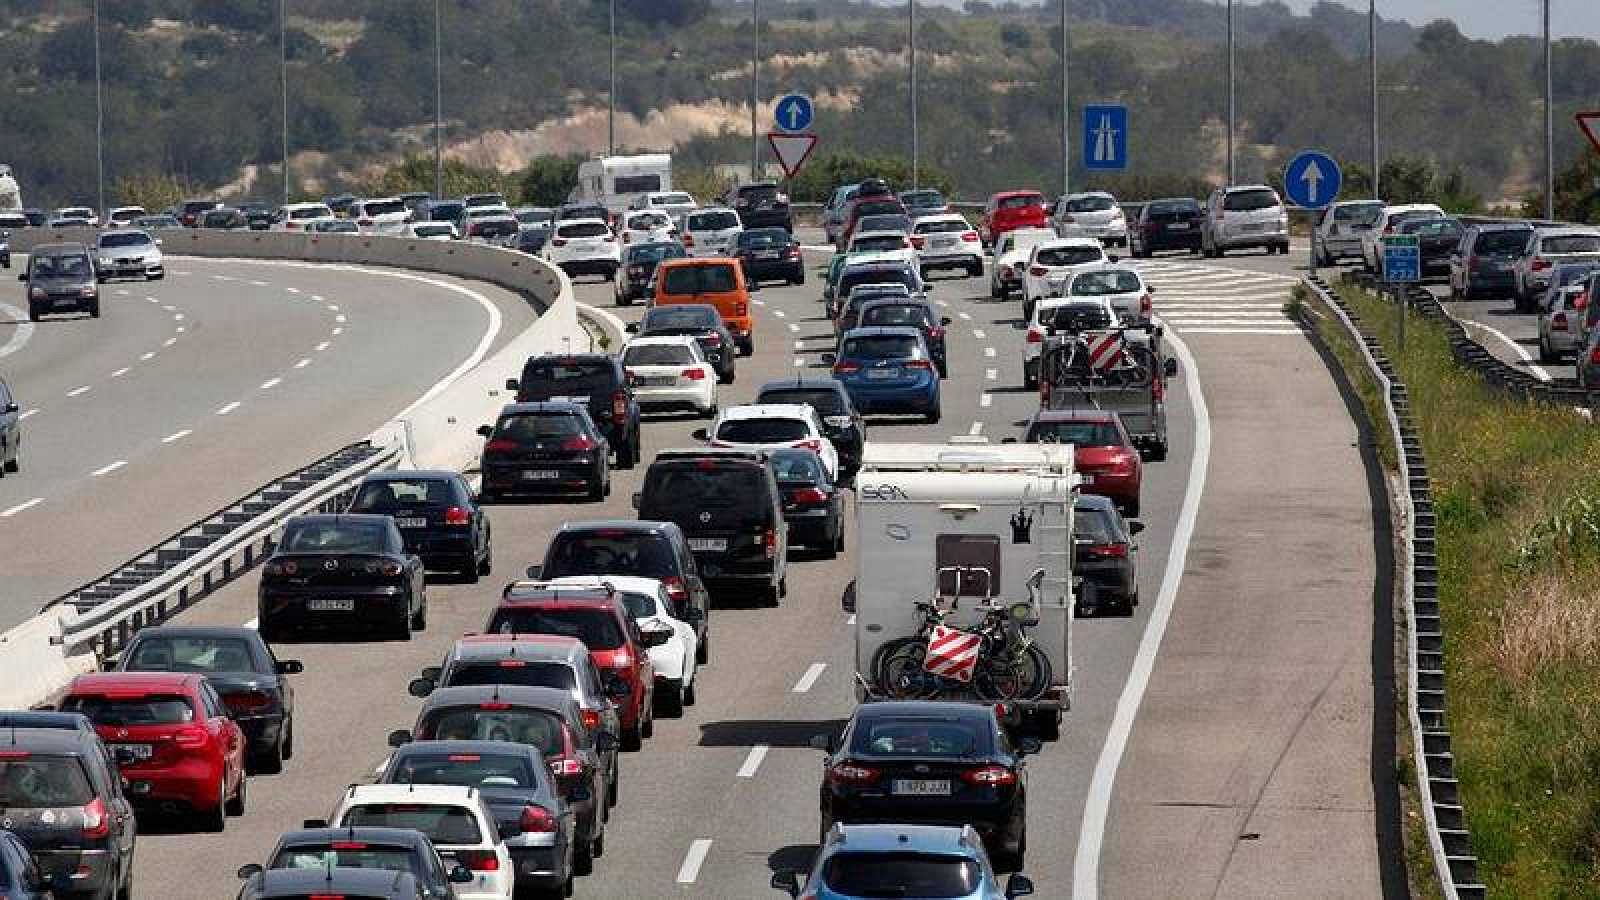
[1085,330,1124,372]
[924,625,982,683]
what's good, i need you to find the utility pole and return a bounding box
[1226,0,1235,184]
[608,0,616,158]
[1370,0,1380,197]
[281,0,289,204]
[751,0,760,183]
[93,0,104,213]
[433,0,443,200]
[1543,0,1554,220]
[909,1,918,189]
[1060,0,1069,196]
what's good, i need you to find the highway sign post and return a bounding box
[1576,111,1600,156]
[1381,232,1420,350]
[774,94,814,133]
[767,133,818,180]
[1082,104,1127,171]
[1284,150,1342,279]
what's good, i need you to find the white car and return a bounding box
[327,784,514,900]
[272,201,336,231]
[846,230,913,257]
[990,226,1056,300]
[1053,191,1127,245]
[94,228,163,280]
[681,208,743,258]
[1021,237,1109,318]
[1022,295,1119,388]
[350,196,411,234]
[1061,266,1152,326]
[620,210,677,246]
[542,218,621,280]
[632,191,697,227]
[1361,203,1444,272]
[620,335,717,417]
[105,206,146,227]
[408,221,458,240]
[546,575,700,714]
[1312,199,1385,265]
[912,214,983,278]
[53,205,99,226]
[698,403,839,479]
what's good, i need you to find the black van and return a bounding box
[506,354,641,468]
[635,449,788,605]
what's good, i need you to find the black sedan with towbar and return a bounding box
[256,514,428,642]
[616,240,687,305]
[346,470,492,582]
[476,402,611,502]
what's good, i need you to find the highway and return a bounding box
[0,259,539,629]
[92,239,1399,898]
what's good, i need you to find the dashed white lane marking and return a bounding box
[676,839,713,884]
[172,271,190,276]
[162,305,175,311]
[736,745,769,778]
[980,393,993,408]
[936,299,950,307]
[140,352,155,360]
[248,280,269,287]
[173,313,184,321]
[972,329,986,339]
[161,429,191,444]
[259,378,282,390]
[0,304,36,360]
[110,367,130,378]
[792,663,827,693]
[793,357,805,368]
[216,402,241,416]
[18,408,38,420]
[968,422,984,436]
[163,337,177,346]
[788,323,800,332]
[335,314,347,323]
[175,327,185,334]
[294,358,310,369]
[114,289,129,296]
[90,460,127,477]
[985,368,998,380]
[332,327,343,336]
[983,347,996,358]
[310,295,324,303]
[793,341,805,350]
[772,309,786,319]
[66,385,90,397]
[326,303,339,311]
[752,298,766,306]
[315,341,330,352]
[147,297,159,303]
[846,614,857,625]
[1,498,44,517]
[958,311,972,320]
[285,287,300,294]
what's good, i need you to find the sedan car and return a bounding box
[347,470,492,581]
[476,402,611,502]
[769,447,846,557]
[114,625,302,773]
[1021,238,1109,320]
[734,226,804,285]
[237,826,473,899]
[615,240,687,305]
[1071,493,1142,615]
[620,335,718,417]
[93,229,164,281]
[814,701,1037,870]
[827,327,941,422]
[256,514,428,641]
[773,824,1036,899]
[1052,191,1126,245]
[628,303,736,383]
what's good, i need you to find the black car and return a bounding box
[414,199,466,225]
[899,189,949,218]
[347,470,492,581]
[0,376,19,476]
[323,193,358,217]
[114,625,303,773]
[257,514,428,641]
[532,520,714,625]
[734,227,805,285]
[1450,222,1535,301]
[754,378,866,480]
[0,828,69,899]
[1071,493,1142,615]
[814,701,1037,870]
[628,303,737,384]
[858,297,950,378]
[1400,216,1462,277]
[476,402,611,502]
[769,447,845,557]
[238,826,472,899]
[20,242,98,321]
[238,866,430,899]
[506,354,641,468]
[176,198,221,227]
[199,207,249,230]
[616,241,688,305]
[725,182,793,231]
[237,200,274,230]
[399,191,432,210]
[378,740,579,891]
[0,727,138,900]
[835,284,914,338]
[635,449,789,605]
[1129,197,1203,257]
[514,225,553,256]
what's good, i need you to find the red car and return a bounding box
[1023,409,1143,518]
[980,190,1049,247]
[486,582,661,751]
[59,672,247,831]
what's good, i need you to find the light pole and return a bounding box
[750,0,760,183]
[433,0,443,200]
[608,0,616,157]
[1226,0,1235,184]
[93,0,105,213]
[1543,0,1554,220]
[1060,0,1069,196]
[281,0,289,204]
[909,0,917,189]
[1370,0,1379,197]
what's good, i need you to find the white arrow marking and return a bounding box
[1301,159,1325,205]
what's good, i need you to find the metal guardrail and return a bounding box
[51,441,401,658]
[1302,273,1485,900]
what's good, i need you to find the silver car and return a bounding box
[1514,228,1600,311]
[1536,263,1600,362]
[1053,192,1128,246]
[1202,185,1290,256]
[1578,324,1600,390]
[1312,199,1384,265]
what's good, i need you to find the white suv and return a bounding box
[350,196,411,234]
[1202,185,1289,256]
[542,218,621,280]
[272,202,336,231]
[1021,237,1109,319]
[697,403,839,479]
[681,208,743,258]
[1312,199,1384,266]
[912,214,983,278]
[327,784,513,900]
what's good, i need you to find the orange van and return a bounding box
[652,257,756,355]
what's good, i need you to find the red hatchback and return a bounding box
[486,583,660,751]
[59,672,247,831]
[981,191,1049,247]
[1024,409,1143,518]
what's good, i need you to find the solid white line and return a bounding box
[216,401,241,415]
[163,337,177,346]
[248,280,269,287]
[140,352,155,360]
[1458,317,1552,381]
[0,497,43,517]
[968,421,984,435]
[1074,326,1211,899]
[792,663,827,693]
[1159,302,1286,309]
[162,305,176,311]
[294,358,310,369]
[114,289,129,296]
[980,393,993,408]
[793,341,805,350]
[259,378,281,390]
[315,341,330,351]
[752,298,766,306]
[161,429,191,444]
[90,460,127,477]
[676,839,713,883]
[972,329,986,339]
[0,303,36,360]
[173,313,184,321]
[66,385,90,397]
[175,327,185,334]
[310,295,323,303]
[846,614,857,625]
[18,408,38,420]
[773,309,786,318]
[110,367,130,378]
[736,745,770,778]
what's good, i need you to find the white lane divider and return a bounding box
[1457,317,1552,381]
[90,460,127,477]
[972,329,986,339]
[846,614,857,625]
[793,341,805,350]
[968,422,984,436]
[163,337,177,347]
[958,311,972,320]
[335,314,347,323]
[980,393,993,408]
[752,298,766,306]
[147,297,159,303]
[1,498,44,517]
[0,303,36,360]
[294,358,310,369]
[18,408,38,420]
[772,309,786,318]
[216,402,241,416]
[66,385,90,398]
[114,289,129,296]
[285,287,300,294]
[110,367,130,378]
[792,663,827,693]
[173,313,184,321]
[326,303,339,311]
[332,327,343,336]
[736,745,769,778]
[161,429,192,444]
[315,341,330,352]
[985,368,998,381]
[259,378,282,390]
[248,280,269,287]
[162,305,176,312]
[983,347,996,358]
[175,327,185,334]
[676,839,713,884]
[788,323,800,332]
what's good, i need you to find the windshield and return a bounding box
[98,233,151,249]
[642,464,768,510]
[1555,265,1600,286]
[623,344,695,366]
[822,853,981,898]
[516,209,553,224]
[1027,419,1122,446]
[32,254,92,277]
[422,707,566,755]
[643,307,717,330]
[662,264,738,294]
[342,804,482,846]
[1070,270,1142,296]
[280,521,390,554]
[852,235,908,252]
[769,451,824,482]
[758,388,845,415]
[271,843,417,874]
[843,335,919,359]
[850,716,992,757]
[853,200,904,218]
[1223,189,1280,211]
[390,751,536,790]
[1541,234,1600,254]
[1067,195,1116,212]
[467,207,511,219]
[0,757,95,808]
[544,532,677,579]
[125,637,255,673]
[1040,303,1114,331]
[360,199,407,217]
[493,414,583,441]
[1036,245,1104,267]
[61,694,195,725]
[688,211,740,231]
[1334,202,1384,224]
[860,304,932,328]
[350,478,461,512]
[716,418,808,443]
[486,608,623,649]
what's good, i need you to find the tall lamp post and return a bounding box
[1060,0,1069,196]
[1370,0,1379,197]
[750,0,760,183]
[93,0,105,214]
[280,0,289,204]
[909,0,918,189]
[1226,0,1235,184]
[1543,0,1554,220]
[608,0,617,158]
[433,0,443,200]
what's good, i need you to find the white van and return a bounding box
[573,154,674,219]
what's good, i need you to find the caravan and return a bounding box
[573,154,674,219]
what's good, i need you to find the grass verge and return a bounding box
[1319,282,1600,896]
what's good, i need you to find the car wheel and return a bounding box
[684,679,696,706]
[89,302,101,318]
[586,474,605,502]
[621,723,643,752]
[281,719,293,760]
[990,279,1003,300]
[1124,499,1140,519]
[761,582,781,607]
[607,767,619,807]
[573,822,596,876]
[393,602,413,641]
[251,734,284,775]
[202,776,227,832]
[1147,440,1169,462]
[225,770,246,816]
[4,453,17,473]
[478,541,492,577]
[656,679,685,718]
[925,404,941,424]
[696,631,709,665]
[27,304,39,322]
[701,403,717,419]
[1539,336,1558,364]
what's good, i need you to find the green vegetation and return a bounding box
[1322,283,1600,895]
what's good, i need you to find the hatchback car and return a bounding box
[1052,191,1126,245]
[0,727,136,899]
[238,867,431,900]
[271,201,336,231]
[755,378,867,480]
[350,197,411,234]
[773,823,1035,899]
[724,181,792,231]
[838,196,910,251]
[847,230,915,258]
[541,218,620,280]
[199,207,249,230]
[615,240,687,305]
[989,227,1057,301]
[629,303,737,383]
[769,447,846,557]
[980,191,1049,247]
[680,207,743,258]
[697,403,839,479]
[912,214,984,278]
[619,209,676,246]
[1061,266,1152,326]
[506,354,641,468]
[734,226,804,285]
[834,259,925,316]
[857,297,950,377]
[0,829,69,900]
[20,242,98,321]
[347,470,491,580]
[410,220,460,241]
[114,625,302,773]
[1072,493,1143,615]
[257,514,428,641]
[1130,197,1204,257]
[1537,263,1600,362]
[1311,199,1384,266]
[545,574,704,715]
[620,335,717,417]
[476,402,611,502]
[531,520,713,622]
[900,189,949,219]
[1449,223,1536,301]
[1021,238,1110,317]
[93,229,163,281]
[59,672,247,831]
[828,327,941,422]
[1025,408,1142,515]
[326,784,513,900]
[1402,216,1464,277]
[1202,184,1289,256]
[238,826,472,899]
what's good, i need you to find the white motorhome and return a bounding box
[573,154,674,218]
[852,437,1076,738]
[0,164,21,209]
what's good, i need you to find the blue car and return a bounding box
[772,823,1035,899]
[827,326,941,423]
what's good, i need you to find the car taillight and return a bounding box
[550,756,584,777]
[735,302,747,316]
[286,221,299,230]
[1026,328,1043,344]
[444,506,471,526]
[1140,293,1153,316]
[225,690,275,714]
[833,361,861,374]
[1591,347,1600,365]
[961,765,1019,786]
[703,333,722,347]
[611,390,627,423]
[905,359,933,370]
[265,559,299,576]
[174,725,209,749]
[826,762,880,785]
[81,285,97,298]
[927,326,945,340]
[910,236,925,250]
[682,234,694,246]
[1029,265,1048,277]
[457,850,500,872]
[1114,452,1139,473]
[1532,258,1552,271]
[467,223,482,235]
[764,527,777,559]
[580,708,602,731]
[682,367,707,380]
[1382,223,1393,234]
[519,805,557,834]
[561,435,599,452]
[797,438,821,452]
[484,438,518,453]
[1554,312,1569,330]
[793,487,828,504]
[786,245,801,258]
[962,230,978,242]
[661,575,689,604]
[628,265,645,276]
[1577,292,1589,310]
[552,238,568,247]
[82,797,110,839]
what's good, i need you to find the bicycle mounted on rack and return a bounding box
[1038,321,1177,461]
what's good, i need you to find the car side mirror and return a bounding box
[690,428,709,442]
[1129,521,1145,535]
[476,424,494,437]
[630,491,641,510]
[275,659,304,675]
[525,564,542,579]
[387,728,413,747]
[808,732,836,752]
[504,378,519,391]
[625,322,639,333]
[1163,358,1178,377]
[16,273,26,281]
[1147,284,1157,293]
[821,353,837,365]
[1017,736,1043,756]
[595,731,618,752]
[407,676,436,697]
[771,870,800,896]
[448,865,475,885]
[236,864,264,880]
[1006,874,1035,898]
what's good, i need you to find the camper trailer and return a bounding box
[572,154,674,218]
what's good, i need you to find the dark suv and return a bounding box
[507,354,641,468]
[754,378,866,480]
[725,182,793,231]
[532,520,713,627]
[636,449,788,605]
[1129,197,1203,257]
[20,242,98,321]
[476,402,611,502]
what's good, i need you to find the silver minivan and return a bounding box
[1202,184,1290,256]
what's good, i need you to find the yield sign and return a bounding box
[1577,111,1600,156]
[767,132,818,179]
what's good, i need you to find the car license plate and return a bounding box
[1168,223,1191,231]
[892,779,951,796]
[756,250,781,259]
[395,517,428,529]
[1240,224,1262,233]
[688,538,728,552]
[117,743,154,760]
[576,241,598,252]
[867,368,899,380]
[932,237,956,248]
[639,376,674,386]
[551,395,590,405]
[1079,474,1095,485]
[308,597,355,612]
[54,297,76,307]
[522,470,560,480]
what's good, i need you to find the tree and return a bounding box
[363,156,516,203]
[112,173,190,213]
[601,0,711,28]
[517,155,585,207]
[999,23,1032,52]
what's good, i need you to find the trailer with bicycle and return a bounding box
[851,438,1076,740]
[1039,323,1178,461]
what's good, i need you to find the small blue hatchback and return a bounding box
[828,326,941,422]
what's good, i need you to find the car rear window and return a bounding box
[421,708,565,755]
[860,304,931,328]
[850,716,992,756]
[998,194,1044,210]
[272,842,417,874]
[642,463,768,512]
[627,212,672,230]
[914,219,968,234]
[852,235,908,253]
[542,532,677,579]
[858,215,911,233]
[1027,419,1122,446]
[717,418,808,443]
[444,661,577,693]
[61,694,195,725]
[900,190,944,208]
[739,184,779,201]
[361,199,407,217]
[279,520,390,554]
[1475,229,1532,254]
[853,200,904,218]
[125,637,255,673]
[1066,195,1115,212]
[737,229,788,248]
[492,413,583,443]
[843,335,919,359]
[0,756,95,807]
[1036,245,1104,267]
[1541,235,1600,254]
[623,343,695,366]
[1222,189,1280,211]
[688,211,740,231]
[1074,506,1120,542]
[662,264,738,294]
[1145,200,1200,220]
[1069,270,1142,296]
[643,307,718,330]
[1333,202,1383,224]
[770,451,824,482]
[839,269,916,296]
[486,608,624,649]
[388,751,536,790]
[520,359,614,394]
[341,804,482,846]
[428,202,465,221]
[822,852,980,898]
[1040,303,1114,331]
[351,478,461,511]
[557,222,610,239]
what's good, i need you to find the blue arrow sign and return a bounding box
[1283,150,1342,210]
[774,94,814,133]
[1082,104,1128,171]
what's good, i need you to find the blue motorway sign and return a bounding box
[774,94,814,133]
[1082,104,1128,171]
[1382,234,1421,283]
[1283,150,1342,209]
